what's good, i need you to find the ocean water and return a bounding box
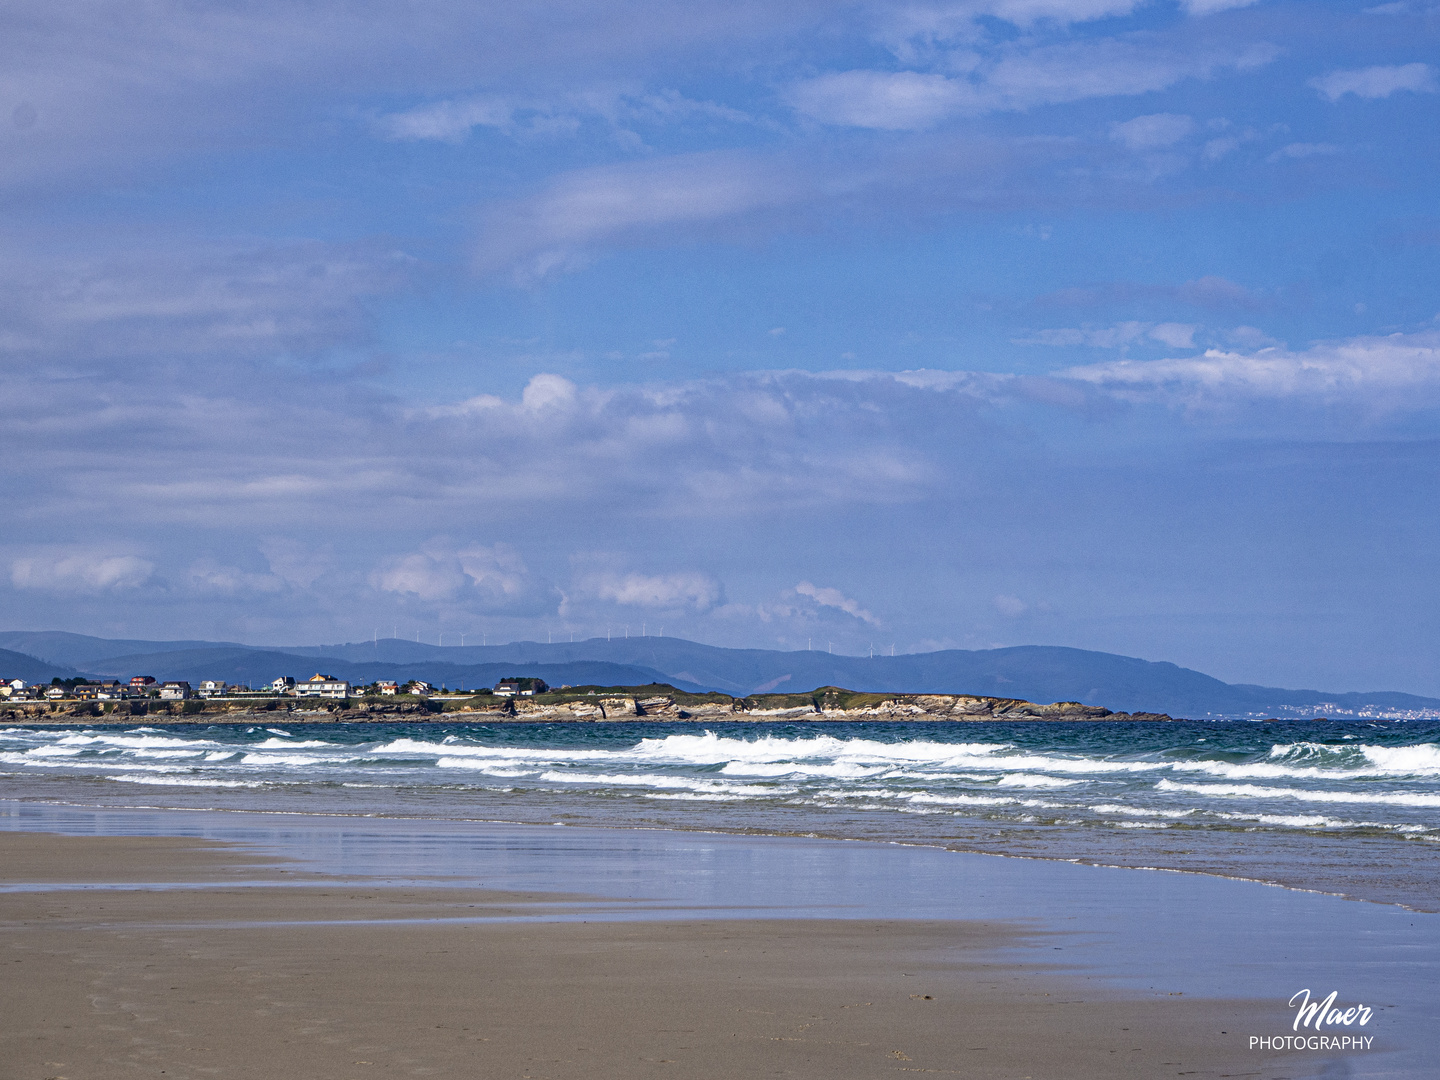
[3,718,1438,908]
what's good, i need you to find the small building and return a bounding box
[377,681,399,695]
[494,677,548,697]
[159,681,192,700]
[271,676,296,693]
[406,680,431,696]
[198,679,228,697]
[76,681,125,700]
[44,685,69,700]
[295,674,350,699]
[130,675,156,689]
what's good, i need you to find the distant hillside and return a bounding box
[0,647,82,685]
[6,631,1439,718]
[0,631,248,668]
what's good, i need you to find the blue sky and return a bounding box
[3,0,1440,693]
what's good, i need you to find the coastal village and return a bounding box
[0,669,1176,723]
[0,673,549,703]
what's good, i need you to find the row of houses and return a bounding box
[267,675,550,699]
[2,673,551,702]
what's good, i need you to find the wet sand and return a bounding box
[0,832,1293,1080]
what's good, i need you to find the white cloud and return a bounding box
[260,539,334,590]
[795,581,879,625]
[378,96,515,142]
[1310,63,1437,101]
[1109,113,1196,150]
[993,593,1028,616]
[879,0,1146,47]
[521,373,579,410]
[0,0,805,190]
[11,550,155,593]
[581,570,723,611]
[788,70,968,130]
[377,88,754,143]
[475,150,800,279]
[1016,321,1197,349]
[186,561,285,596]
[1061,330,1440,405]
[1150,322,1199,348]
[0,239,411,372]
[373,551,469,602]
[373,541,550,612]
[789,41,1276,129]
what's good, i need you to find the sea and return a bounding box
[3,717,1438,910]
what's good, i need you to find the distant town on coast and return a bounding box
[3,629,1440,722]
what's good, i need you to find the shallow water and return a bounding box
[3,718,1438,908]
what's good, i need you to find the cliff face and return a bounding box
[432,687,1174,722]
[1,686,1176,723]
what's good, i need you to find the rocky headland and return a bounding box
[1,684,1176,724]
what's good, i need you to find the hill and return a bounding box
[0,647,83,685]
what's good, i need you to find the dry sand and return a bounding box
[1,833,1287,1080]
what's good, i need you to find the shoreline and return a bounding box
[11,786,1433,914]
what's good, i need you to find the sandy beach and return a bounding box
[0,831,1287,1080]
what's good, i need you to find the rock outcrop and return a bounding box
[0,684,1177,723]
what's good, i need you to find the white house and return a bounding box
[198,679,228,697]
[377,681,399,695]
[294,674,350,699]
[271,676,296,693]
[159,681,192,700]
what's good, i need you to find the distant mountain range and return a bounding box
[2,630,1437,719]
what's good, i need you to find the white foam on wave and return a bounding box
[435,758,538,776]
[374,738,617,763]
[643,792,752,802]
[905,791,1025,808]
[106,773,267,788]
[55,732,223,750]
[1203,809,1418,830]
[996,773,1081,789]
[718,760,892,779]
[1170,758,1360,781]
[534,770,783,796]
[1155,778,1440,808]
[630,732,1015,767]
[254,738,335,749]
[1090,803,1197,819]
[1360,743,1440,775]
[237,752,351,767]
